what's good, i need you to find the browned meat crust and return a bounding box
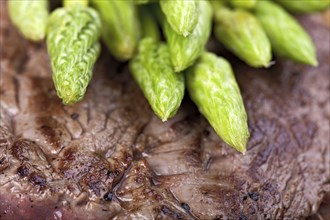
[0,2,329,219]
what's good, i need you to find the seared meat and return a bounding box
[0,2,329,220]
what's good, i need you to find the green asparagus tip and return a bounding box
[262,60,273,68]
[159,111,170,122]
[253,59,273,68]
[61,95,80,106]
[230,133,249,155]
[157,106,177,122]
[236,144,247,155]
[298,54,318,66]
[263,60,276,68]
[57,85,82,106]
[62,100,75,106]
[309,58,318,67]
[301,50,318,66]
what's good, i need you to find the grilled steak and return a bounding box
[0,3,329,220]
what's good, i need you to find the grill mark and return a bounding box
[29,76,59,113]
[28,171,47,188]
[70,113,79,120]
[159,205,183,219]
[0,156,9,171]
[17,165,30,177]
[39,124,61,151]
[11,140,30,161]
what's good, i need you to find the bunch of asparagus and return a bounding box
[8,0,329,154]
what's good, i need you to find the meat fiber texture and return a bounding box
[0,3,329,220]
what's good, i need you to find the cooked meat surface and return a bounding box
[0,2,329,220]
